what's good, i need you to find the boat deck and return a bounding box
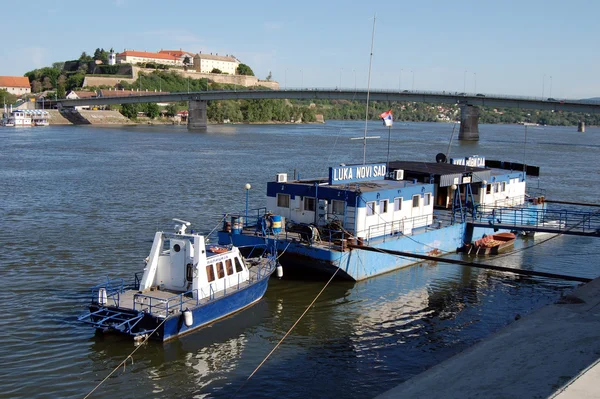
[111,267,263,318]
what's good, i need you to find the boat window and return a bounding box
[304,197,316,211]
[225,259,234,275]
[501,182,506,192]
[206,264,215,282]
[234,257,244,272]
[332,200,345,215]
[366,201,376,216]
[471,185,480,195]
[216,262,225,279]
[394,197,403,211]
[277,193,290,208]
[379,199,388,214]
[412,195,420,208]
[486,184,492,194]
[424,193,431,206]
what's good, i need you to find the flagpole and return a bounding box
[363,14,376,165]
[386,125,391,168]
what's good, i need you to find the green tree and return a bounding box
[145,103,160,119]
[211,68,222,74]
[266,71,272,81]
[79,51,93,62]
[0,89,18,104]
[56,85,66,99]
[236,63,254,76]
[120,103,139,119]
[165,104,178,117]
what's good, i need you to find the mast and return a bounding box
[363,15,376,165]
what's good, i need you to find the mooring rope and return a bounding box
[232,258,344,397]
[83,316,168,399]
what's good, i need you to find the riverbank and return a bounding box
[376,276,600,399]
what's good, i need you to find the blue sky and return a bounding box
[3,0,598,98]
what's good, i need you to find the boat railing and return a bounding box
[474,206,599,232]
[364,214,434,242]
[133,289,200,316]
[90,277,125,306]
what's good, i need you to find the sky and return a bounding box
[2,0,599,99]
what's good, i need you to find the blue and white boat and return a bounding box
[218,155,545,281]
[79,219,278,342]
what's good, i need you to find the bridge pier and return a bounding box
[578,121,585,133]
[458,105,480,141]
[188,100,207,130]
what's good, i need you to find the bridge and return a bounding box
[56,89,600,140]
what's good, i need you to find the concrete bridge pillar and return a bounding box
[578,121,585,133]
[188,100,207,130]
[458,105,480,141]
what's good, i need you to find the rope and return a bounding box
[232,264,342,397]
[83,316,169,399]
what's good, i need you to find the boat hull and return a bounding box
[89,276,270,342]
[219,223,466,281]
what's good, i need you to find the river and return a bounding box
[0,121,598,398]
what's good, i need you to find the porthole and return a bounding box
[173,244,181,252]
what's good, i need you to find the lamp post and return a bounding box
[473,72,477,93]
[245,183,251,223]
[463,69,467,93]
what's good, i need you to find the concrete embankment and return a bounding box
[47,110,133,125]
[376,277,600,399]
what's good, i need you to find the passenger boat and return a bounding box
[78,219,278,342]
[218,155,545,281]
[459,232,517,255]
[1,107,49,127]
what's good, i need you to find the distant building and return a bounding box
[108,48,116,66]
[193,53,240,75]
[0,76,31,95]
[158,49,194,65]
[65,90,98,110]
[116,50,179,66]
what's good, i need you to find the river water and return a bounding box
[1,121,599,398]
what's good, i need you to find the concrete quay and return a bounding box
[376,277,600,399]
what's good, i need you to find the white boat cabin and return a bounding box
[138,221,249,300]
[266,163,435,240]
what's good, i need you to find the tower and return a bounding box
[108,48,116,65]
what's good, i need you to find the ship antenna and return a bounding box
[363,14,376,165]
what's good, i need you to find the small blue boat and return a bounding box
[78,219,278,342]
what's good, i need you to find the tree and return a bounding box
[56,85,66,99]
[145,103,160,119]
[79,52,93,62]
[52,62,65,71]
[183,56,191,66]
[211,68,222,74]
[266,71,272,81]
[0,89,18,104]
[120,103,139,119]
[236,63,254,76]
[165,104,178,117]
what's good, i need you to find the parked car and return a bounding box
[476,93,485,97]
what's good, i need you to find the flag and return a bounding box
[380,109,393,127]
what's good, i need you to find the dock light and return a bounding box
[451,184,458,190]
[245,184,251,223]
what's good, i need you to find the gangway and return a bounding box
[471,206,600,237]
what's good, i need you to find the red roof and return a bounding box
[0,76,30,88]
[159,50,193,58]
[117,51,179,61]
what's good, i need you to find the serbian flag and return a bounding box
[380,109,393,127]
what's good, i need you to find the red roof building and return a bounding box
[0,76,31,95]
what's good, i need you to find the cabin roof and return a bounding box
[286,177,427,193]
[388,160,487,176]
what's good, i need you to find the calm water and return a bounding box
[0,121,599,398]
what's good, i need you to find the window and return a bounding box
[277,193,290,208]
[412,195,420,208]
[380,199,388,214]
[225,259,233,275]
[234,257,244,273]
[216,262,225,279]
[332,200,345,215]
[394,197,403,211]
[486,184,492,194]
[424,193,431,206]
[206,265,215,282]
[501,182,506,192]
[367,201,376,216]
[304,197,316,211]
